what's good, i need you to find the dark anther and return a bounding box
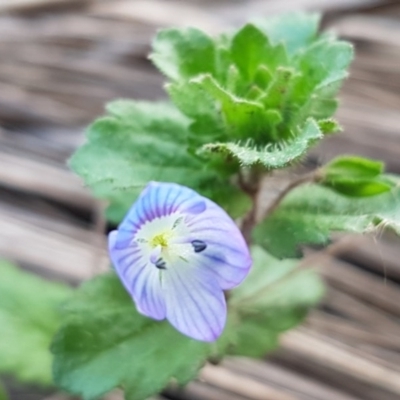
[191,240,207,253]
[155,258,167,270]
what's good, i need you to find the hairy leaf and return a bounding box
[0,261,72,385]
[151,28,216,81]
[52,273,212,400]
[151,14,352,157]
[70,100,242,222]
[254,13,321,55]
[231,24,288,84]
[201,118,322,168]
[318,118,342,134]
[254,184,400,258]
[293,38,353,117]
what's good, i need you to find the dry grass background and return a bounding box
[1,1,400,399]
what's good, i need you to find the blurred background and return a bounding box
[1,0,400,399]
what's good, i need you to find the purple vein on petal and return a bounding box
[167,187,182,215]
[135,268,165,320]
[170,271,224,340]
[172,268,210,338]
[195,283,222,332]
[115,249,141,272]
[149,183,162,220]
[167,270,194,335]
[161,185,174,216]
[121,254,143,276]
[125,262,148,294]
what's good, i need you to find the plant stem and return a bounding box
[235,237,350,306]
[261,170,320,220]
[238,167,262,245]
[240,195,257,245]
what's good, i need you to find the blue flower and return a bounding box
[108,182,252,341]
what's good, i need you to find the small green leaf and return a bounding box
[0,260,72,385]
[170,74,280,142]
[226,246,324,358]
[260,67,296,112]
[231,24,269,81]
[52,273,211,400]
[290,38,353,125]
[225,64,241,93]
[318,118,342,134]
[295,38,353,99]
[254,65,273,89]
[254,13,321,55]
[150,27,215,81]
[231,24,288,84]
[320,156,394,197]
[254,184,400,258]
[324,178,394,197]
[201,118,322,168]
[167,80,224,143]
[323,155,384,179]
[198,74,268,137]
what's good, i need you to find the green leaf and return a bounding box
[167,80,224,143]
[0,381,8,400]
[0,260,72,385]
[317,118,342,134]
[52,273,211,400]
[169,74,279,142]
[152,15,352,154]
[72,100,200,189]
[70,100,241,223]
[320,156,394,197]
[254,184,400,258]
[323,178,394,197]
[323,155,384,179]
[227,246,324,357]
[289,37,353,127]
[198,74,269,137]
[231,24,288,84]
[306,40,354,89]
[254,13,321,55]
[293,38,353,107]
[201,118,322,168]
[151,28,215,81]
[211,185,252,219]
[259,67,296,122]
[231,24,268,81]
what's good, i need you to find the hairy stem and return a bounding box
[240,195,257,245]
[238,167,263,245]
[234,237,350,306]
[261,170,320,220]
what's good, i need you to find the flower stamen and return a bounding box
[151,233,170,248]
[191,240,207,253]
[155,258,167,270]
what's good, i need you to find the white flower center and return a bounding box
[134,213,201,270]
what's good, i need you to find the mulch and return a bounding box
[1,1,400,399]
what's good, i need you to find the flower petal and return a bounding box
[130,266,166,320]
[164,261,226,342]
[186,201,252,290]
[108,231,166,320]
